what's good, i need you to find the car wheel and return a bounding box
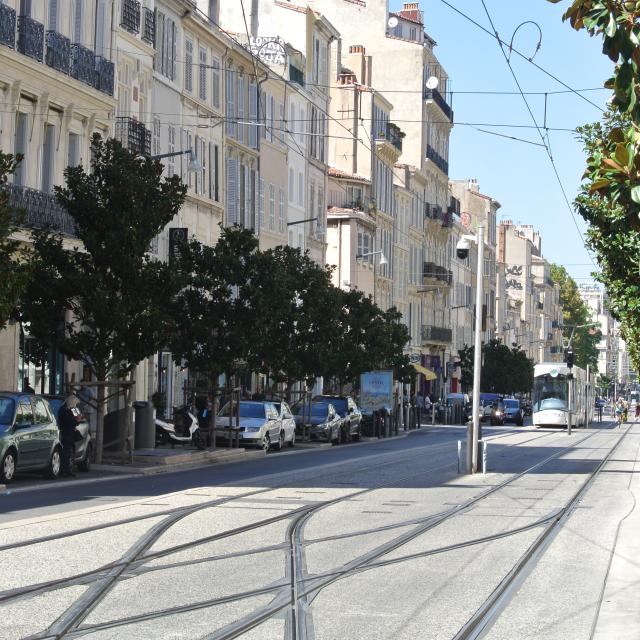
[1,450,16,483]
[261,433,271,452]
[331,428,340,445]
[351,428,361,443]
[288,431,295,448]
[46,447,62,479]
[78,442,93,472]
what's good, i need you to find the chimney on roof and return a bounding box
[397,2,423,24]
[403,2,419,10]
[345,44,372,86]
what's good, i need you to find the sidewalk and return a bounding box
[591,420,640,639]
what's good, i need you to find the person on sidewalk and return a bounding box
[23,377,35,394]
[59,395,79,477]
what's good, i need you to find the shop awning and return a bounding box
[411,363,437,380]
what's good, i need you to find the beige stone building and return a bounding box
[0,0,116,393]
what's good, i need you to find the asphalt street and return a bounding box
[0,420,636,640]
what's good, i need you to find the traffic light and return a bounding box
[566,347,574,369]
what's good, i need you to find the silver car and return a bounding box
[216,401,293,451]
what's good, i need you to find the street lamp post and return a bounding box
[150,148,203,173]
[356,250,388,306]
[470,226,484,474]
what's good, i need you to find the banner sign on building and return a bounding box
[359,370,394,415]
[249,36,286,66]
[168,227,188,264]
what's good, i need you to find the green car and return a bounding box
[0,392,62,483]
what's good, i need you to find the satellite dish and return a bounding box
[426,76,439,90]
[388,16,398,28]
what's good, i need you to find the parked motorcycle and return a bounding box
[155,406,206,450]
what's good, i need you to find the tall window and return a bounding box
[211,55,221,109]
[185,39,193,93]
[278,189,285,233]
[237,73,245,145]
[288,167,294,203]
[95,0,108,57]
[14,113,28,186]
[41,124,56,193]
[209,143,219,201]
[226,64,236,138]
[155,12,176,81]
[67,132,80,168]
[269,184,275,231]
[199,47,207,102]
[48,0,59,31]
[167,126,175,176]
[73,0,83,43]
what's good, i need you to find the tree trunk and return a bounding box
[209,372,218,450]
[95,382,106,464]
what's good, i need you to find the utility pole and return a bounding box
[470,225,484,473]
[566,347,574,435]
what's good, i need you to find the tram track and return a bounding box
[5,424,610,640]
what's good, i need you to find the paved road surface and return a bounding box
[0,421,637,640]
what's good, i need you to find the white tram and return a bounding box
[533,363,593,427]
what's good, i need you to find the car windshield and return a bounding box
[311,404,329,416]
[315,397,347,413]
[504,400,518,409]
[0,397,15,425]
[218,402,266,419]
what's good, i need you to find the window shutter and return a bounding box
[14,113,28,186]
[67,132,80,167]
[73,0,83,43]
[226,156,239,226]
[253,169,259,233]
[95,0,107,57]
[249,83,257,148]
[185,40,193,92]
[226,67,235,138]
[155,12,164,71]
[212,56,220,109]
[244,165,250,228]
[41,124,56,193]
[259,177,265,228]
[48,0,59,31]
[320,42,328,86]
[237,75,245,144]
[199,47,207,101]
[214,144,219,201]
[260,92,267,139]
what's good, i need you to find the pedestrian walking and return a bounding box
[23,377,35,394]
[636,403,640,419]
[59,395,79,477]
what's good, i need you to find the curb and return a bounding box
[4,426,433,495]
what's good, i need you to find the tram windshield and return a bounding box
[533,374,568,412]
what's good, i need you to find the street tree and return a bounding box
[551,264,600,370]
[22,135,186,462]
[0,152,31,327]
[548,0,640,370]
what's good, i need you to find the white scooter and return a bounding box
[155,406,207,450]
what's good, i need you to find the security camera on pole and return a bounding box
[457,227,484,473]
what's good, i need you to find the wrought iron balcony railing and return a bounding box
[422,325,453,344]
[0,3,16,49]
[95,56,115,95]
[120,0,141,34]
[426,144,449,175]
[7,183,76,236]
[17,14,43,61]
[142,7,155,45]
[70,43,95,86]
[423,261,437,280]
[45,30,70,74]
[375,122,404,152]
[424,87,454,121]
[115,116,151,156]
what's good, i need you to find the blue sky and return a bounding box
[389,0,612,285]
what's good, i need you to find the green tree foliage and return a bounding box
[22,135,186,462]
[0,153,30,326]
[458,339,534,395]
[550,264,600,369]
[549,0,640,370]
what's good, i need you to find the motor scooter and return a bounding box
[155,406,207,450]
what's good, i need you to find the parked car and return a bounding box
[0,392,62,483]
[480,393,501,422]
[216,401,292,451]
[291,401,342,444]
[271,401,297,448]
[312,395,362,442]
[491,398,524,426]
[44,395,93,471]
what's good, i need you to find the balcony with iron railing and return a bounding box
[17,14,43,61]
[424,87,453,121]
[375,122,404,153]
[70,43,95,86]
[422,325,453,344]
[7,183,76,236]
[426,144,449,175]
[0,3,16,49]
[95,56,115,95]
[45,30,70,74]
[116,116,151,156]
[120,0,141,34]
[142,6,155,45]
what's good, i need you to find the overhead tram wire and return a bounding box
[478,0,598,270]
[114,43,607,98]
[438,0,604,114]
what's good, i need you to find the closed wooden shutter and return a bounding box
[185,40,193,93]
[95,0,107,57]
[226,156,239,226]
[73,0,83,44]
[248,83,257,149]
[212,56,220,109]
[48,0,59,31]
